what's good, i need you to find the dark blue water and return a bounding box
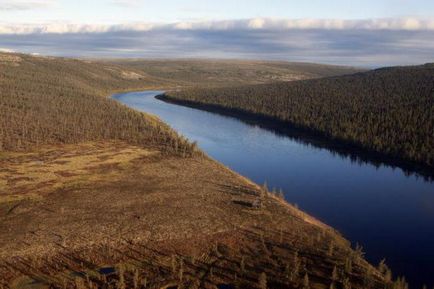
[114,90,434,288]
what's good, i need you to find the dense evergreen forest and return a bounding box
[167,64,434,167]
[0,53,195,155]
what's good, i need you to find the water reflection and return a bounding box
[156,94,434,182]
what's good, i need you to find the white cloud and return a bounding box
[248,18,266,29]
[0,0,55,11]
[174,22,194,30]
[0,21,160,34]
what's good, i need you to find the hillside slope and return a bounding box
[166,64,434,172]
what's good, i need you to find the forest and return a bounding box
[0,53,196,156]
[167,64,434,168]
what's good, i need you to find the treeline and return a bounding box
[168,64,434,167]
[0,53,196,156]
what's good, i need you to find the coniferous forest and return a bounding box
[168,64,434,168]
[0,53,196,156]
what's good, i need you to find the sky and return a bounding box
[1,0,434,66]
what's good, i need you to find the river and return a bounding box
[113,90,434,288]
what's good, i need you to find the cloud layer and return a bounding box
[1,18,434,66]
[1,18,434,34]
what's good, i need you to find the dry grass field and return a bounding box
[0,142,393,289]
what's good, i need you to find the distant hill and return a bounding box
[166,64,434,169]
[105,58,364,88]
